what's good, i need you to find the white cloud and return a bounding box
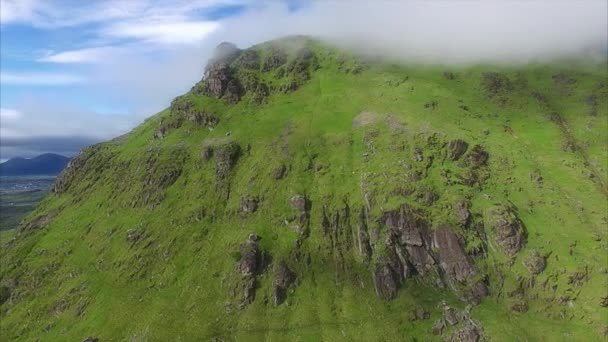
[0,72,84,85]
[37,46,120,63]
[103,19,221,45]
[0,107,21,121]
[0,0,43,25]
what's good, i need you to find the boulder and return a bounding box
[448,139,469,161]
[487,205,525,256]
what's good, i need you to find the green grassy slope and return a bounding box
[1,37,607,341]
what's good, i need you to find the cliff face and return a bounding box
[1,37,607,341]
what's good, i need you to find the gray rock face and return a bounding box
[382,205,428,246]
[448,139,469,161]
[433,226,476,283]
[487,205,525,256]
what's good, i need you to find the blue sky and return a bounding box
[0,0,605,161]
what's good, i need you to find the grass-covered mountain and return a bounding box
[0,153,70,176]
[1,36,606,341]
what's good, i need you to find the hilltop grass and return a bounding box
[1,39,607,341]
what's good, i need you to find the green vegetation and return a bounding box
[1,37,607,341]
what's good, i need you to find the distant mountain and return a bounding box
[0,153,70,176]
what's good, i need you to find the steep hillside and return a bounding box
[0,154,70,176]
[1,36,607,341]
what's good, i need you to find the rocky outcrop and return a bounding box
[467,145,489,168]
[272,262,296,305]
[288,195,311,237]
[19,213,55,233]
[381,205,436,277]
[448,139,469,161]
[132,147,187,207]
[52,144,112,194]
[448,323,483,342]
[374,204,488,303]
[261,46,288,71]
[126,228,144,246]
[212,140,241,182]
[374,260,400,300]
[290,195,309,212]
[199,43,244,103]
[272,164,287,179]
[237,234,262,306]
[523,250,546,275]
[232,49,260,70]
[240,196,259,214]
[487,205,525,256]
[170,96,219,127]
[454,199,471,226]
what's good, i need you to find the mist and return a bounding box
[211,0,607,64]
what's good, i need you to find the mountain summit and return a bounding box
[1,37,606,341]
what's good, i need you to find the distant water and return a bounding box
[0,176,56,193]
